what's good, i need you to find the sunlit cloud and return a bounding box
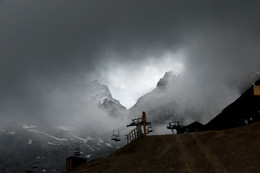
[99,51,186,108]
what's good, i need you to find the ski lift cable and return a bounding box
[87,127,127,139]
[77,127,128,143]
[81,126,127,139]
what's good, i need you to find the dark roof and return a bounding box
[187,121,204,127]
[185,121,205,131]
[66,156,87,161]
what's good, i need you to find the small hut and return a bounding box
[185,121,205,132]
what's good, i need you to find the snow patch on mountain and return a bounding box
[86,154,91,158]
[28,139,32,144]
[40,132,68,141]
[105,143,113,148]
[7,131,16,135]
[72,135,93,143]
[86,145,95,151]
[22,124,37,129]
[97,138,104,143]
[57,125,74,131]
[48,141,61,146]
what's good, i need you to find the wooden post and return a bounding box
[137,126,140,137]
[126,135,129,144]
[134,129,137,139]
[66,159,69,172]
[138,125,142,137]
[70,158,72,171]
[130,132,132,142]
[142,112,147,136]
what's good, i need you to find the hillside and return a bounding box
[205,79,260,130]
[73,121,260,173]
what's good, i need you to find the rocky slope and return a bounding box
[89,80,128,118]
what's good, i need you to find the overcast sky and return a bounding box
[0,0,260,124]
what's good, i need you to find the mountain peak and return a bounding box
[156,71,178,88]
[89,80,120,105]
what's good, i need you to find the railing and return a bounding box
[126,125,143,144]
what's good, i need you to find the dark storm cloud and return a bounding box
[0,0,260,124]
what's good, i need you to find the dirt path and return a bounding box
[175,135,196,173]
[74,135,229,173]
[190,134,229,173]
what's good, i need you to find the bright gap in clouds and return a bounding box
[101,52,185,109]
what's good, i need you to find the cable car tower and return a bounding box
[127,112,152,137]
[167,121,184,134]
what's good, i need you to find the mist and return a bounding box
[0,0,260,129]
